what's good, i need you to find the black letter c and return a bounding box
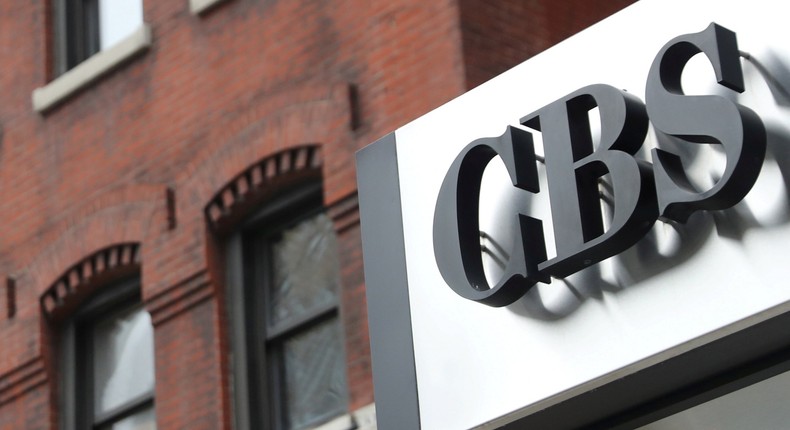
[433,126,547,307]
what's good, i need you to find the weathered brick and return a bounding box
[0,0,632,428]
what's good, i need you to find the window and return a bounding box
[227,183,348,430]
[52,0,144,74]
[60,278,156,430]
[34,0,149,112]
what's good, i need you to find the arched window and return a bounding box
[60,277,156,430]
[225,182,348,430]
[41,244,156,430]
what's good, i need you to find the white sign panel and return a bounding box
[357,1,790,428]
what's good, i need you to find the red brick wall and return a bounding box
[0,0,631,428]
[458,0,636,89]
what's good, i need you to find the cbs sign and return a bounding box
[434,23,767,307]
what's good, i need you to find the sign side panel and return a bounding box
[356,133,420,430]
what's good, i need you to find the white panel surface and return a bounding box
[390,1,790,428]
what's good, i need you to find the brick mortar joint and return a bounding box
[0,356,46,393]
[149,288,214,327]
[145,268,212,315]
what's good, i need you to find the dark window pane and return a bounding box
[281,317,347,430]
[100,406,156,430]
[92,304,155,416]
[269,212,339,328]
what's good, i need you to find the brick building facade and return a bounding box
[0,1,632,429]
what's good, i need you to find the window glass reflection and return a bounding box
[269,212,339,328]
[281,318,346,429]
[98,0,144,49]
[92,304,155,416]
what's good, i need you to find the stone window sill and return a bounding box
[190,0,228,15]
[314,403,377,430]
[32,24,152,113]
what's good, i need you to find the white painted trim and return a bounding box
[190,0,228,15]
[351,403,377,430]
[32,24,152,113]
[313,414,353,430]
[313,403,377,430]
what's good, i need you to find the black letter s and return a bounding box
[646,23,766,222]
